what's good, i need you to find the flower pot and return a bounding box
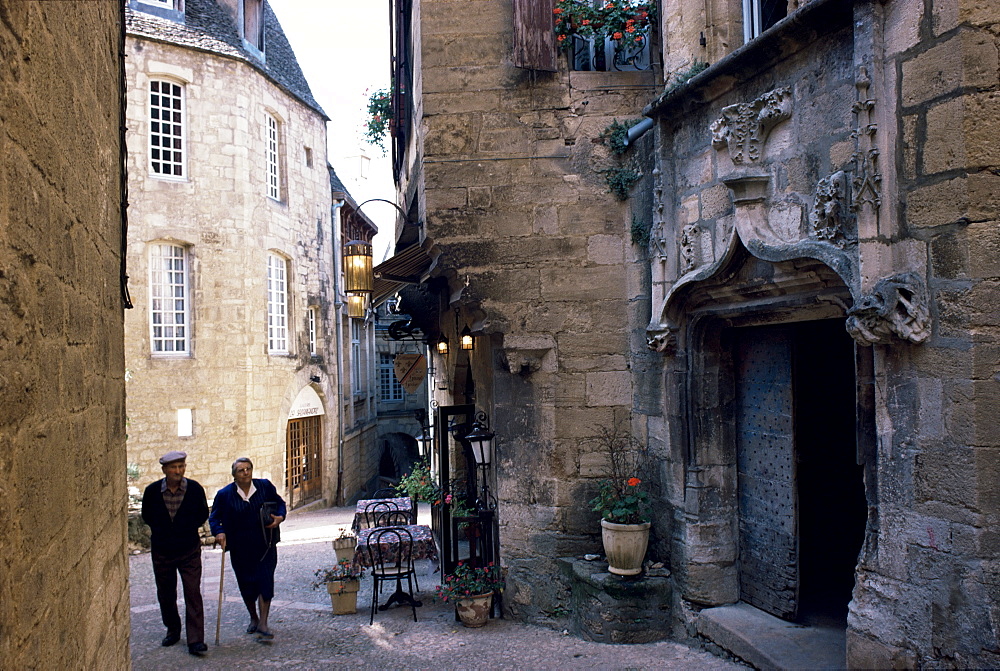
[327,579,361,615]
[332,536,356,563]
[455,593,492,628]
[601,519,651,576]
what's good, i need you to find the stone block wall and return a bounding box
[124,36,340,501]
[0,1,129,666]
[414,0,661,624]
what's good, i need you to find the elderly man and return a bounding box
[141,451,210,656]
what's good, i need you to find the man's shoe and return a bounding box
[161,632,181,647]
[188,642,208,655]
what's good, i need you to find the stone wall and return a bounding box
[645,0,1000,665]
[412,0,661,624]
[123,35,342,502]
[0,1,130,666]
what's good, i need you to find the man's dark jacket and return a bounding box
[141,478,209,557]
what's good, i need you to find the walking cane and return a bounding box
[215,547,226,646]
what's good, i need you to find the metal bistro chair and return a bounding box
[363,500,400,529]
[374,509,419,590]
[365,526,418,625]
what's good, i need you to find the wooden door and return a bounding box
[286,416,322,509]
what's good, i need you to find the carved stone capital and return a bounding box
[710,87,792,164]
[846,273,931,346]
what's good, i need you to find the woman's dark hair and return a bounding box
[231,457,253,477]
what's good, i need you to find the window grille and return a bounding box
[267,254,288,353]
[308,307,318,356]
[149,243,189,354]
[149,80,184,177]
[379,352,405,402]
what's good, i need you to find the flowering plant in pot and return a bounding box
[395,458,441,504]
[553,0,657,51]
[436,562,505,628]
[364,87,392,150]
[312,558,365,615]
[587,417,652,575]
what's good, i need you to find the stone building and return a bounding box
[124,0,377,507]
[0,1,130,666]
[384,0,1000,666]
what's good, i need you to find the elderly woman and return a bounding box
[209,458,286,639]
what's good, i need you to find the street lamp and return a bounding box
[435,334,449,355]
[460,325,474,351]
[465,411,494,466]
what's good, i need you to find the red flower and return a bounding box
[604,2,614,8]
[634,36,643,43]
[557,34,566,41]
[553,6,563,13]
[627,477,641,487]
[639,11,648,18]
[625,25,636,33]
[581,18,590,25]
[626,18,635,25]
[612,31,623,40]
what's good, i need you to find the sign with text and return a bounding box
[393,353,427,394]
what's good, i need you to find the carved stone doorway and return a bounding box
[730,319,866,625]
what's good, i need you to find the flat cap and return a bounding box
[159,450,187,465]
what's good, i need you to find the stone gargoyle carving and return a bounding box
[646,328,677,355]
[710,87,792,164]
[845,272,931,346]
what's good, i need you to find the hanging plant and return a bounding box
[364,88,392,150]
[553,0,657,52]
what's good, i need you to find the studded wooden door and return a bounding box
[735,327,798,620]
[286,415,321,509]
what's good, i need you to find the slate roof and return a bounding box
[126,0,327,119]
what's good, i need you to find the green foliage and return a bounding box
[312,558,365,589]
[395,458,440,503]
[630,216,651,248]
[665,60,709,94]
[553,0,657,51]
[587,417,651,524]
[364,88,392,151]
[605,166,641,201]
[600,118,641,155]
[436,562,505,602]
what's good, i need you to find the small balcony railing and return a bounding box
[570,33,651,72]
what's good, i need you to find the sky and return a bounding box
[270,0,396,262]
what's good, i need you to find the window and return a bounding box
[379,353,405,402]
[308,307,318,356]
[351,319,362,395]
[265,113,281,200]
[149,243,189,354]
[244,0,265,52]
[177,408,193,437]
[304,146,313,168]
[149,80,184,178]
[743,0,787,42]
[267,254,288,353]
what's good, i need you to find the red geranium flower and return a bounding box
[612,31,623,40]
[553,6,563,13]
[581,18,590,25]
[625,25,635,33]
[557,34,566,41]
[627,477,641,487]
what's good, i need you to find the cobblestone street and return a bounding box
[130,504,742,670]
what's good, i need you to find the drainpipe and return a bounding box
[622,117,654,149]
[332,198,346,506]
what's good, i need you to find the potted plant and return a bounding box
[436,562,505,628]
[587,418,651,575]
[395,458,441,505]
[331,529,356,563]
[553,0,657,51]
[312,558,365,615]
[364,87,392,151]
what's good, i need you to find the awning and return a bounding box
[372,244,436,306]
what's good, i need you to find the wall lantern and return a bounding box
[344,240,373,294]
[435,334,450,355]
[465,411,495,466]
[346,292,368,318]
[460,325,474,351]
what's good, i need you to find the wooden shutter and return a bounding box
[513,0,557,71]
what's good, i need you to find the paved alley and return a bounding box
[129,504,743,670]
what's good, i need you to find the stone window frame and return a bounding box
[264,112,282,202]
[266,252,290,354]
[741,0,787,43]
[149,78,186,179]
[378,352,404,403]
[148,242,191,356]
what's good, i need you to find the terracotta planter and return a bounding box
[327,579,361,615]
[455,593,492,628]
[601,519,651,576]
